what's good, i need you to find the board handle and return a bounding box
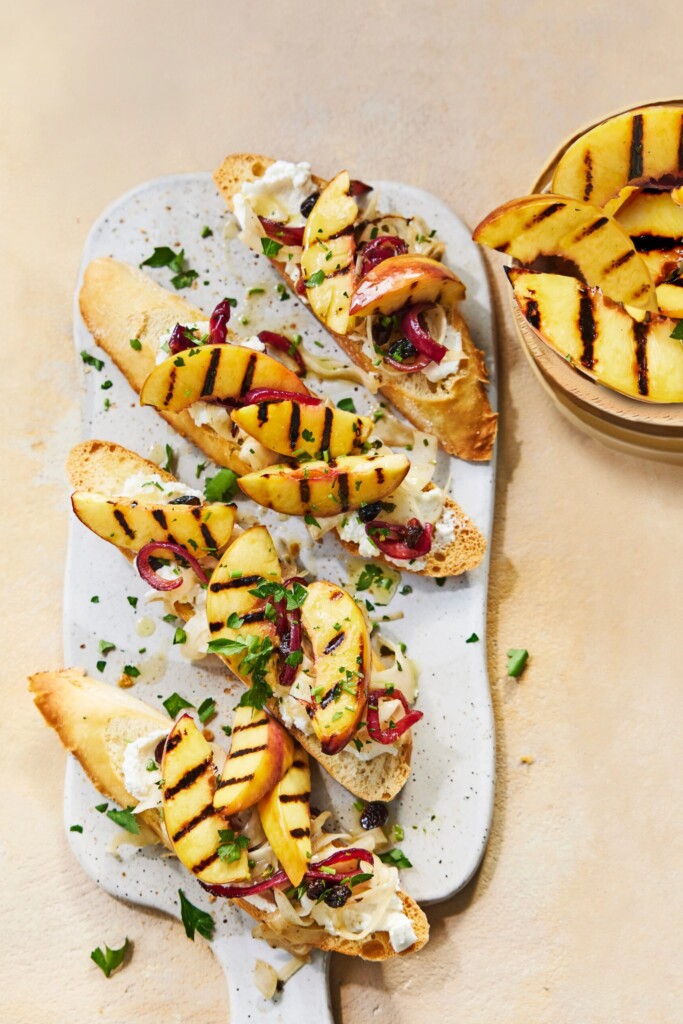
[211,935,333,1023]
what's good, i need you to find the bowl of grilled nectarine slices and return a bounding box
[474,99,683,460]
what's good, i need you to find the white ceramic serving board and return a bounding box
[65,172,497,1020]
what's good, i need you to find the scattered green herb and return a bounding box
[106,807,139,834]
[127,596,138,609]
[173,627,187,646]
[80,351,104,371]
[217,828,249,864]
[90,938,129,978]
[129,338,142,351]
[507,648,529,678]
[162,692,194,717]
[178,889,214,941]
[198,697,216,724]
[337,397,356,413]
[378,848,412,869]
[261,237,283,257]
[204,468,238,503]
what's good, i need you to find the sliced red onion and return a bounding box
[384,350,433,374]
[135,541,209,591]
[242,388,321,406]
[305,847,374,879]
[259,217,305,247]
[349,179,373,196]
[168,323,196,355]
[366,687,424,745]
[401,303,448,364]
[257,330,306,376]
[279,608,302,687]
[200,868,289,899]
[295,276,308,298]
[209,299,232,344]
[365,518,434,560]
[359,235,408,277]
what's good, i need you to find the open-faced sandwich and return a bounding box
[29,669,428,961]
[79,258,486,577]
[68,438,425,801]
[473,104,683,403]
[213,155,498,460]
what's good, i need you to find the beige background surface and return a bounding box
[4,2,683,1021]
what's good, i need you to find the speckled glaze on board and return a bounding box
[65,173,497,1019]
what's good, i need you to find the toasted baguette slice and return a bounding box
[79,257,252,475]
[66,439,413,802]
[214,154,498,462]
[28,667,168,842]
[337,492,486,578]
[28,668,428,960]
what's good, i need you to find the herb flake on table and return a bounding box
[507,648,529,678]
[178,889,214,941]
[162,692,194,718]
[80,351,104,371]
[466,633,479,643]
[379,848,412,869]
[90,938,129,978]
[204,468,238,502]
[106,806,139,834]
[197,697,216,724]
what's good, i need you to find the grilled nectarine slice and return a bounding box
[350,255,465,317]
[301,170,358,335]
[231,400,373,458]
[258,747,312,886]
[214,706,294,815]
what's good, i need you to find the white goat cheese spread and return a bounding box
[119,473,203,503]
[122,729,167,812]
[233,160,314,229]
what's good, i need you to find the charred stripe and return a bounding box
[628,113,644,180]
[526,201,566,228]
[216,773,255,788]
[321,407,333,453]
[165,731,182,754]
[113,509,135,539]
[578,292,596,370]
[233,717,268,733]
[337,473,350,511]
[577,216,608,239]
[524,298,541,330]
[632,234,680,253]
[164,757,212,800]
[200,522,217,551]
[192,851,220,874]
[320,683,341,710]
[300,477,311,503]
[257,401,269,425]
[209,620,224,633]
[323,632,345,655]
[242,610,267,624]
[292,759,306,769]
[229,743,267,759]
[607,250,636,271]
[583,150,594,201]
[634,320,649,396]
[374,466,385,485]
[239,353,257,397]
[280,791,311,803]
[172,803,214,843]
[210,573,263,592]
[290,827,310,839]
[152,508,168,531]
[163,367,177,407]
[289,402,301,450]
[200,347,222,398]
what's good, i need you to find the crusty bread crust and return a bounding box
[214,153,497,461]
[66,439,413,801]
[79,258,252,475]
[28,668,427,959]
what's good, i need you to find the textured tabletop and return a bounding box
[4,2,683,1022]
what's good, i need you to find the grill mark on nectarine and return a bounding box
[172,802,214,843]
[163,367,177,407]
[633,320,649,396]
[233,717,267,734]
[374,466,385,485]
[582,151,594,201]
[321,407,333,453]
[289,402,301,449]
[216,773,255,788]
[200,523,217,551]
[578,294,596,370]
[524,299,540,330]
[525,201,566,229]
[229,743,267,759]
[323,632,345,655]
[292,759,306,768]
[632,234,679,253]
[280,791,310,803]
[257,401,269,425]
[299,478,311,504]
[209,620,224,633]
[338,473,350,510]
[607,250,635,272]
[577,216,608,239]
[113,509,135,539]
[152,508,167,531]
[201,347,222,398]
[242,610,267,624]
[165,731,182,754]
[210,573,262,592]
[290,827,310,839]
[239,353,258,396]
[192,851,219,873]
[164,757,212,800]
[628,114,644,180]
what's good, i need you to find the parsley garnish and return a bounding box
[140,246,184,270]
[90,938,129,978]
[101,380,113,390]
[162,692,194,717]
[162,443,175,473]
[129,338,142,351]
[95,803,108,813]
[337,397,356,413]
[173,627,187,645]
[217,828,249,864]
[378,848,412,869]
[301,428,315,443]
[356,563,392,592]
[80,351,104,371]
[248,579,308,611]
[207,635,275,710]
[99,639,116,655]
[435,577,446,587]
[201,225,213,238]
[127,596,138,609]
[123,665,140,678]
[196,461,208,478]
[91,595,99,603]
[221,724,232,737]
[178,889,214,941]
[466,632,479,643]
[507,648,529,678]
[198,697,216,724]
[305,269,325,288]
[70,824,83,833]
[261,237,283,257]
[670,321,683,340]
[204,468,238,503]
[106,807,139,834]
[226,612,243,629]
[277,283,290,301]
[304,512,320,529]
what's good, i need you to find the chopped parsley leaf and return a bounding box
[123,665,140,678]
[90,938,129,978]
[106,807,139,834]
[204,468,238,503]
[80,351,104,371]
[127,596,138,609]
[98,639,115,656]
[178,889,214,941]
[173,627,187,645]
[197,697,216,724]
[337,397,356,413]
[670,321,683,340]
[507,648,529,678]
[162,692,194,717]
[129,338,142,351]
[305,269,325,288]
[378,848,412,869]
[217,828,249,864]
[70,824,83,833]
[260,237,283,257]
[304,512,320,529]
[201,225,213,238]
[466,632,479,643]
